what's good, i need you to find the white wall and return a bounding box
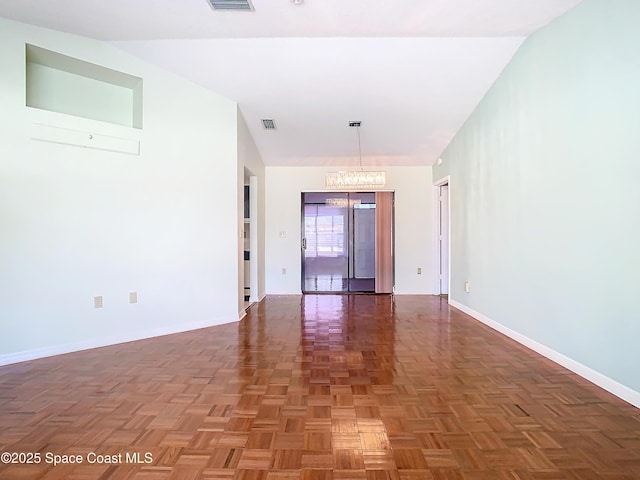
[433,0,640,403]
[265,166,435,295]
[0,18,240,363]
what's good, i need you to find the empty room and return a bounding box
[0,0,639,479]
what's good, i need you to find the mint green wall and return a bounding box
[434,0,640,393]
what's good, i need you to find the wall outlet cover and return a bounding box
[94,296,103,308]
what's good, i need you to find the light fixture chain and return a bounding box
[357,125,363,171]
[325,121,386,189]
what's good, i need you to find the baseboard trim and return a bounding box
[449,299,640,409]
[0,315,238,367]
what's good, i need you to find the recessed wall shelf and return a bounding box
[26,44,143,129]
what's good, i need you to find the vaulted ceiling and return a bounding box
[0,0,583,166]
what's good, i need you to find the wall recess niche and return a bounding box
[26,44,143,129]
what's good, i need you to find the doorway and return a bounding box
[242,170,259,310]
[301,191,393,293]
[434,178,450,296]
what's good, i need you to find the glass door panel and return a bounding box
[348,192,375,292]
[302,193,349,292]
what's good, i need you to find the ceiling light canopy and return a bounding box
[326,122,387,190]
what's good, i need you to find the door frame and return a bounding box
[433,176,451,298]
[249,175,259,303]
[300,190,394,294]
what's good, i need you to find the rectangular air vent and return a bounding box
[261,119,277,130]
[207,0,254,10]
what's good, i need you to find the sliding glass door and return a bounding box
[301,192,378,293]
[302,193,349,292]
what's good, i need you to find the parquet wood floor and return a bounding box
[0,295,639,479]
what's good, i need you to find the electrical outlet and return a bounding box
[279,231,286,238]
[464,281,471,293]
[417,267,422,275]
[129,292,138,304]
[94,296,103,308]
[282,267,287,275]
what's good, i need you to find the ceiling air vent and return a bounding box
[261,119,277,130]
[207,0,254,11]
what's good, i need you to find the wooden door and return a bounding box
[375,191,394,294]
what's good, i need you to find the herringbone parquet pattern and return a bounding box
[0,295,638,479]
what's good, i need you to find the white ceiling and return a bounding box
[0,0,583,166]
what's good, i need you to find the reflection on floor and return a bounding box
[304,275,375,292]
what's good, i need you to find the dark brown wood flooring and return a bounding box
[0,295,638,479]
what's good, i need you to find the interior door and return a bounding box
[439,184,449,295]
[375,191,394,294]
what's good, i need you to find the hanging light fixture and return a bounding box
[326,122,386,189]
[325,198,362,208]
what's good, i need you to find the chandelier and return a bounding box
[326,122,386,189]
[325,198,362,208]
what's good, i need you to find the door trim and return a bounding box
[433,175,451,297]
